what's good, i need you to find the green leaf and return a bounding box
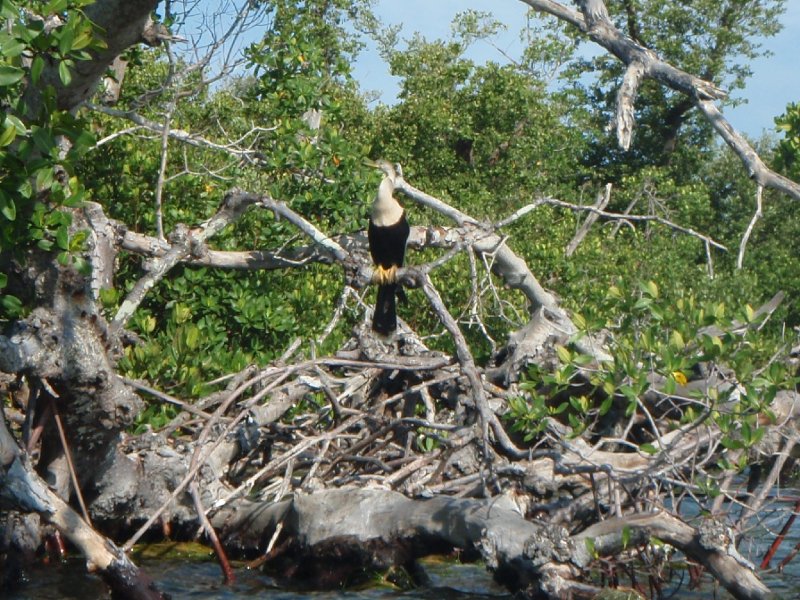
[555,345,572,364]
[0,273,7,289]
[669,330,685,350]
[0,122,15,147]
[174,304,192,324]
[584,537,597,558]
[44,0,69,14]
[639,280,659,298]
[598,395,613,416]
[73,256,91,276]
[0,35,25,58]
[5,114,25,133]
[0,64,24,86]
[58,26,74,56]
[30,55,44,84]
[744,304,755,322]
[1,294,23,317]
[141,315,157,334]
[55,225,69,250]
[35,166,54,190]
[184,324,200,350]
[99,287,118,307]
[71,29,93,51]
[32,127,56,155]
[639,443,658,455]
[0,196,16,221]
[58,60,72,86]
[69,229,88,251]
[621,525,631,549]
[0,1,17,20]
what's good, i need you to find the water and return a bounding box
[6,552,800,600]
[5,517,800,600]
[4,557,507,600]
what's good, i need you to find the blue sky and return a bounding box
[351,0,800,139]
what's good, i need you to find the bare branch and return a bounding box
[540,195,727,251]
[615,62,645,150]
[111,189,348,331]
[419,274,525,459]
[111,189,262,330]
[521,0,800,205]
[738,185,764,269]
[87,103,275,165]
[697,101,800,201]
[574,512,770,600]
[566,183,612,256]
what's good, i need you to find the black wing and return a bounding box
[368,212,409,269]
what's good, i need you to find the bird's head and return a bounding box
[364,158,397,184]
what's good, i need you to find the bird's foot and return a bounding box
[385,265,398,283]
[372,265,398,285]
[372,266,387,285]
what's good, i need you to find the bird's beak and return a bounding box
[362,159,379,168]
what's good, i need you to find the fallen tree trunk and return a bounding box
[212,487,770,600]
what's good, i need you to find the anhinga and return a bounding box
[367,160,410,335]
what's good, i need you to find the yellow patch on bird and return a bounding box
[671,371,688,386]
[372,265,398,285]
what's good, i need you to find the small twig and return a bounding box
[302,438,330,487]
[419,274,526,459]
[211,413,363,511]
[566,183,612,256]
[316,284,353,346]
[123,365,295,551]
[121,377,216,420]
[260,194,348,262]
[705,239,715,278]
[736,433,797,531]
[153,106,173,242]
[761,497,800,569]
[245,520,285,570]
[51,398,92,527]
[540,196,727,251]
[189,481,235,584]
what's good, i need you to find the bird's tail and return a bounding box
[372,283,397,335]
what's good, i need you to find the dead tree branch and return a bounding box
[520,0,800,205]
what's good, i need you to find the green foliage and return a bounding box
[79,0,382,411]
[509,279,794,466]
[3,0,796,445]
[776,102,800,181]
[0,0,104,318]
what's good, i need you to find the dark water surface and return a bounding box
[5,557,508,600]
[6,508,800,600]
[6,551,800,600]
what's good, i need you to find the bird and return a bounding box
[366,160,410,336]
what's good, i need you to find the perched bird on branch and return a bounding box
[366,160,410,335]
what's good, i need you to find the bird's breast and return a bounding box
[371,200,404,228]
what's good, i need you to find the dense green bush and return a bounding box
[7,0,794,419]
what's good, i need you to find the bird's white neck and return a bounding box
[371,176,403,227]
